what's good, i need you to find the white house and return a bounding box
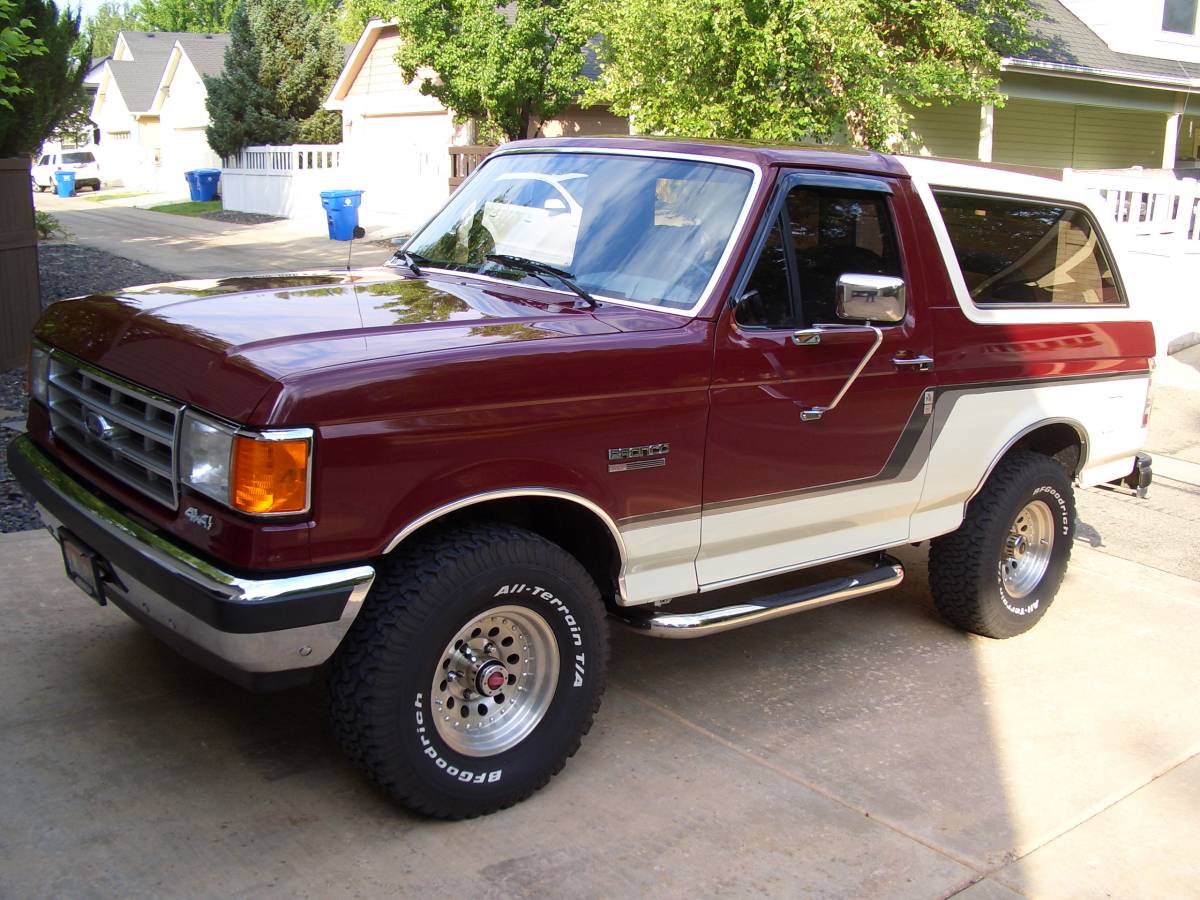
[149,35,230,192]
[321,18,627,229]
[89,31,230,195]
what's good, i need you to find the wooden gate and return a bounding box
[0,158,40,369]
[448,145,495,190]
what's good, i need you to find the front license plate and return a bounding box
[60,530,107,606]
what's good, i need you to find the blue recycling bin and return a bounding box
[320,189,364,241]
[54,171,76,198]
[185,168,220,202]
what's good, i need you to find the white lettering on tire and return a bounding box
[414,693,502,783]
[493,583,584,648]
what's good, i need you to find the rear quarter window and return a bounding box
[933,191,1124,307]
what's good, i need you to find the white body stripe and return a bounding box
[615,375,1149,606]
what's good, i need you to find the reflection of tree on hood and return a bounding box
[365,281,472,325]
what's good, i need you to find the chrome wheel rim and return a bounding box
[1001,500,1055,600]
[431,605,559,757]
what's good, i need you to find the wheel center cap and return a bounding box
[1006,534,1027,560]
[476,661,508,696]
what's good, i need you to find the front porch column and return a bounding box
[979,103,995,163]
[1164,108,1183,170]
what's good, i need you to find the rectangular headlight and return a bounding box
[28,344,50,407]
[179,411,235,504]
[180,412,312,515]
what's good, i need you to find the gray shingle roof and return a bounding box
[175,33,230,80]
[107,57,168,113]
[107,31,229,112]
[1014,0,1200,84]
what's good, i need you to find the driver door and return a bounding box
[697,172,936,587]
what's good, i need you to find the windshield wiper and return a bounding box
[391,246,430,275]
[485,254,597,309]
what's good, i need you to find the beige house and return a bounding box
[907,0,1200,172]
[89,31,230,194]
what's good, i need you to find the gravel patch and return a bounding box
[202,210,283,225]
[39,243,182,306]
[0,369,38,533]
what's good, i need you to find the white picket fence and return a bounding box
[1064,169,1200,244]
[220,144,347,218]
[220,141,452,230]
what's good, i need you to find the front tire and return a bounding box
[929,451,1075,638]
[329,522,608,818]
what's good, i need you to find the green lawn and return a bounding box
[146,200,222,216]
[83,191,150,203]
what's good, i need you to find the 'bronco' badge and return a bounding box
[607,443,669,473]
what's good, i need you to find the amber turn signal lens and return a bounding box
[231,435,309,514]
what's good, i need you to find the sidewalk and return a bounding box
[0,529,1196,898]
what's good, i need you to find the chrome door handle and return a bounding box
[892,355,934,373]
[791,329,821,346]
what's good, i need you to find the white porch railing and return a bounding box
[220,144,347,218]
[1064,169,1200,356]
[1063,169,1199,244]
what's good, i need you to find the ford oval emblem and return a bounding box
[83,409,115,441]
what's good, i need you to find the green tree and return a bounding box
[204,0,343,157]
[130,0,233,32]
[585,0,1035,149]
[82,1,137,57]
[384,0,591,142]
[0,0,88,158]
[0,0,45,115]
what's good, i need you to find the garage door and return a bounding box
[350,113,453,229]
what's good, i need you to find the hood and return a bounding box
[34,268,680,422]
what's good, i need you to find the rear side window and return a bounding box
[934,191,1124,307]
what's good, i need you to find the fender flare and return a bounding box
[382,487,632,604]
[967,417,1090,502]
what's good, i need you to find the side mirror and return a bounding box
[543,197,568,215]
[836,274,906,324]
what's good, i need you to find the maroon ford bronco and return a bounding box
[11,138,1154,817]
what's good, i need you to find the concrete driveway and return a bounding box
[34,190,394,278]
[2,523,1198,898]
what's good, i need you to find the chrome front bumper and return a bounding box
[9,435,375,690]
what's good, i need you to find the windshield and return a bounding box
[406,152,755,311]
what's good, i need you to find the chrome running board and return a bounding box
[616,556,905,639]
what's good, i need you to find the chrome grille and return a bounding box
[46,353,183,508]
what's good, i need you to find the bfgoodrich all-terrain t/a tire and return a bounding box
[329,522,609,819]
[929,451,1076,639]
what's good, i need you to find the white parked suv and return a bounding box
[31,149,102,192]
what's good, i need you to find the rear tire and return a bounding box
[329,522,608,818]
[929,451,1075,639]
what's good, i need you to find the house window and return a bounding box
[108,131,131,141]
[1163,0,1198,34]
[933,191,1125,307]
